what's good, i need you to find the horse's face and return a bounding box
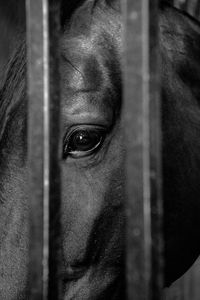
[60,2,124,298]
[1,1,200,299]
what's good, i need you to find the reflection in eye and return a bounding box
[63,126,106,159]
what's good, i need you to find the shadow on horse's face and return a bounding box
[1,0,200,299]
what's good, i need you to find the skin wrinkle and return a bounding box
[62,55,103,92]
[61,53,86,81]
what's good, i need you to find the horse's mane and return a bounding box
[0,39,26,143]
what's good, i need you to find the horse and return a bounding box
[160,4,200,285]
[0,0,200,299]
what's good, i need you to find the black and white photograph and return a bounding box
[0,0,200,299]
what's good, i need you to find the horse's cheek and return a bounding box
[60,134,124,276]
[0,168,29,300]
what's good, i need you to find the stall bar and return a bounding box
[123,0,163,299]
[26,0,61,299]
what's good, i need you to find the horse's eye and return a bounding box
[63,127,105,158]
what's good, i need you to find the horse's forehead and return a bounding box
[61,37,104,94]
[60,36,116,122]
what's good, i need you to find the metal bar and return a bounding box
[27,0,49,298]
[48,1,62,299]
[26,0,61,299]
[123,0,163,299]
[149,1,163,298]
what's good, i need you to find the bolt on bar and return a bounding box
[26,0,61,299]
[123,0,163,299]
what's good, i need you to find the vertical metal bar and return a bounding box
[48,1,61,299]
[27,0,49,298]
[26,0,61,299]
[149,1,163,298]
[123,0,163,299]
